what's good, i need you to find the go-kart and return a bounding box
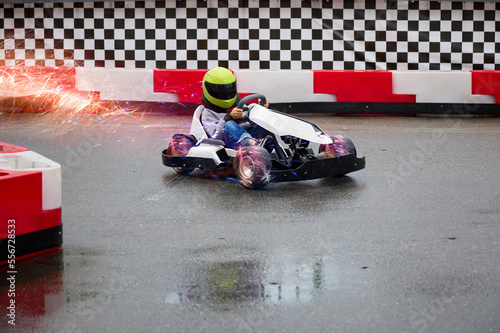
[162,94,365,189]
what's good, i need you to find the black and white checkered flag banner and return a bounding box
[1,0,498,71]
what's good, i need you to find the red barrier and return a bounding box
[153,69,209,103]
[0,66,77,92]
[313,70,415,103]
[152,69,254,104]
[0,170,43,237]
[0,66,101,112]
[0,142,28,153]
[0,142,63,266]
[471,71,500,103]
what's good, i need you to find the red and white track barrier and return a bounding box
[92,68,500,105]
[1,67,499,106]
[0,142,62,266]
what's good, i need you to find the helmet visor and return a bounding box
[204,81,237,101]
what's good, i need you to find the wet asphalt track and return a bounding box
[1,111,499,332]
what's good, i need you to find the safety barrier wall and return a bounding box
[1,1,499,108]
[2,67,499,105]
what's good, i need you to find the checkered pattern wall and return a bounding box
[0,0,499,71]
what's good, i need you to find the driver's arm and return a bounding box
[226,98,269,121]
[227,107,244,120]
[259,98,270,109]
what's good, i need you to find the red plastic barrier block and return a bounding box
[0,141,28,153]
[0,66,77,92]
[0,170,44,237]
[153,69,209,103]
[0,169,62,265]
[471,71,500,103]
[0,142,63,265]
[0,66,91,112]
[313,70,415,103]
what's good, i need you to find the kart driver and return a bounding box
[200,67,270,149]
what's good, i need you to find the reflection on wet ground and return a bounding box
[165,257,327,309]
[1,247,332,328]
[0,250,64,330]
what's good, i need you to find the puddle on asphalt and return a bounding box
[164,258,329,309]
[0,250,65,325]
[0,247,338,327]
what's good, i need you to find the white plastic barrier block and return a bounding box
[234,70,337,104]
[76,68,179,102]
[0,151,61,210]
[392,71,495,104]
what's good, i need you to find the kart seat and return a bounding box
[189,105,210,142]
[190,106,231,148]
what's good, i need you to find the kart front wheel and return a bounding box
[233,146,272,189]
[319,135,357,158]
[167,134,196,174]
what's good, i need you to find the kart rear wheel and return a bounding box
[167,134,196,174]
[233,146,272,189]
[319,135,357,158]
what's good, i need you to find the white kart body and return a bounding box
[248,104,332,145]
[185,103,333,166]
[187,141,235,166]
[186,105,236,165]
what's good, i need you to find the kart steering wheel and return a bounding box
[237,94,267,111]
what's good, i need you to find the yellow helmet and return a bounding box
[202,67,238,109]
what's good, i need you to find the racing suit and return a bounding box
[200,95,266,148]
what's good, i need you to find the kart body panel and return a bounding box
[249,105,332,145]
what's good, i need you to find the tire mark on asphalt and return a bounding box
[144,174,188,201]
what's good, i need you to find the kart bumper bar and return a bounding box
[162,149,230,170]
[270,155,365,182]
